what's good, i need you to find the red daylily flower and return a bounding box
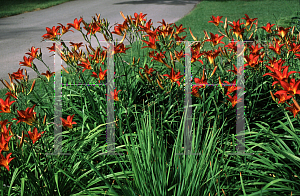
[285,102,300,118]
[140,64,155,76]
[106,89,121,102]
[194,69,208,89]
[261,23,275,33]
[41,70,55,82]
[25,127,45,144]
[11,68,24,80]
[60,114,77,129]
[227,93,243,108]
[70,42,84,51]
[19,56,34,68]
[0,96,15,114]
[0,149,15,171]
[67,18,83,31]
[42,26,61,40]
[275,78,300,96]
[141,36,159,50]
[0,134,12,152]
[163,68,184,87]
[91,67,107,83]
[57,23,74,35]
[208,15,224,27]
[25,46,40,59]
[12,104,37,126]
[205,32,225,47]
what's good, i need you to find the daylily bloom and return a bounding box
[227,93,243,108]
[241,14,257,28]
[163,68,184,87]
[77,59,93,73]
[269,40,285,55]
[41,70,55,82]
[106,89,121,102]
[12,104,37,126]
[173,23,187,35]
[261,23,275,33]
[10,68,24,80]
[228,19,245,40]
[67,18,83,31]
[227,64,244,75]
[194,69,208,89]
[70,42,84,51]
[274,93,293,104]
[0,121,13,141]
[208,15,224,27]
[25,46,40,59]
[0,134,12,151]
[276,26,291,39]
[42,26,61,40]
[141,36,159,50]
[264,66,298,86]
[0,120,13,133]
[0,149,15,171]
[91,67,107,83]
[222,79,243,95]
[19,56,34,68]
[60,114,77,129]
[205,32,225,47]
[132,12,147,26]
[191,86,201,98]
[285,102,300,118]
[0,96,15,113]
[140,64,155,76]
[57,23,74,35]
[275,78,300,96]
[84,22,101,35]
[25,127,45,144]
[138,19,153,34]
[202,49,220,65]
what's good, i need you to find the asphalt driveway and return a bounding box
[0,0,200,91]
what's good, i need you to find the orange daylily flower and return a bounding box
[25,127,45,144]
[265,66,298,86]
[275,78,300,96]
[67,18,83,31]
[132,12,147,26]
[173,23,187,35]
[106,89,121,102]
[227,64,244,75]
[138,19,153,34]
[140,64,155,76]
[274,93,293,104]
[285,102,300,118]
[222,79,243,95]
[141,35,159,50]
[205,32,225,47]
[84,22,101,35]
[70,42,84,51]
[0,121,13,141]
[12,104,37,126]
[42,26,61,40]
[208,15,224,27]
[276,26,291,39]
[25,46,40,59]
[0,134,12,151]
[0,96,15,113]
[60,114,77,129]
[148,51,169,67]
[91,67,107,83]
[163,68,184,87]
[269,39,285,55]
[112,20,129,36]
[228,19,245,40]
[41,70,55,82]
[261,23,275,33]
[0,149,15,171]
[191,86,201,98]
[227,93,243,108]
[11,68,24,80]
[241,14,257,28]
[0,120,13,133]
[57,23,74,35]
[202,49,220,65]
[19,56,34,68]
[78,59,93,73]
[194,69,208,89]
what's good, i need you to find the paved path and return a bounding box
[0,0,200,91]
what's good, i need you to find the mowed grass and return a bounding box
[0,0,75,19]
[0,0,299,101]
